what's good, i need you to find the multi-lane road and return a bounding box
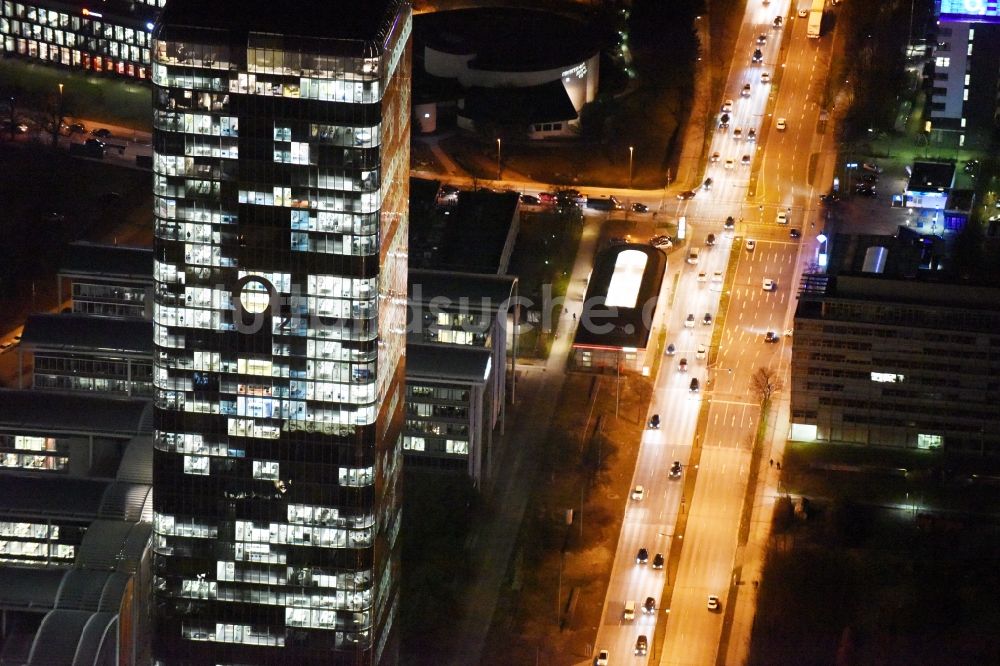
[592,0,838,663]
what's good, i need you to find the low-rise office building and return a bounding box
[59,242,154,319]
[0,390,154,664]
[791,233,1000,454]
[17,313,154,396]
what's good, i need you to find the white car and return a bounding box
[685,313,696,328]
[776,210,788,225]
[733,127,743,140]
[712,270,723,283]
[746,239,756,251]
[776,117,787,131]
[741,83,752,97]
[708,595,721,611]
[631,485,645,500]
[798,7,809,16]
[595,649,610,666]
[761,71,771,84]
[721,99,733,113]
[696,344,707,359]
[698,272,708,282]
[711,151,720,162]
[724,158,735,170]
[763,278,775,291]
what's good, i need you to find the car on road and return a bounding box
[773,15,783,27]
[631,485,646,500]
[685,313,696,328]
[653,552,665,568]
[650,235,672,249]
[718,113,730,129]
[761,71,771,84]
[689,377,700,393]
[762,278,775,291]
[91,127,112,138]
[765,331,779,343]
[790,228,801,239]
[712,270,723,283]
[725,216,736,230]
[644,597,656,614]
[776,117,787,131]
[745,238,756,251]
[733,127,742,140]
[2,121,28,133]
[702,177,713,191]
[0,342,11,351]
[635,635,648,656]
[757,33,767,45]
[631,202,648,213]
[855,183,877,197]
[697,271,707,283]
[703,312,713,325]
[595,649,609,666]
[751,49,763,64]
[706,233,716,246]
[648,414,661,429]
[742,82,752,96]
[696,344,707,359]
[677,189,697,200]
[819,191,841,205]
[708,595,721,611]
[776,210,788,225]
[721,99,734,113]
[798,7,809,17]
[67,122,86,134]
[538,191,557,204]
[665,343,676,355]
[742,153,752,166]
[710,151,720,163]
[724,158,735,170]
[669,461,682,479]
[678,358,688,372]
[636,548,649,564]
[747,128,757,142]
[519,194,540,205]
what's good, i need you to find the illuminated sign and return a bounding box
[938,0,1000,22]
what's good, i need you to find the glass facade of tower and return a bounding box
[150,1,409,662]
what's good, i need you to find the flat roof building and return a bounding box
[58,242,154,319]
[572,244,667,372]
[791,233,1000,454]
[150,1,411,662]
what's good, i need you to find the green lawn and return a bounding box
[0,59,152,131]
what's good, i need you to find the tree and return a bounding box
[749,366,784,405]
[45,88,68,148]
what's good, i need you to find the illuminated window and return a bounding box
[183,455,210,475]
[870,372,904,383]
[253,460,280,480]
[917,434,942,450]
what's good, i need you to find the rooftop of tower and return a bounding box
[157,0,407,43]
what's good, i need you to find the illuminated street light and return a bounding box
[496,138,501,181]
[629,145,634,190]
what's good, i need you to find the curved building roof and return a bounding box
[415,8,604,72]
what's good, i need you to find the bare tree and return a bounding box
[749,366,784,405]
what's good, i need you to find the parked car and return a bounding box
[595,649,610,666]
[677,189,698,200]
[631,202,649,213]
[91,127,112,138]
[519,194,540,205]
[763,278,775,291]
[67,122,86,134]
[745,238,756,251]
[708,595,721,611]
[765,331,779,343]
[776,210,788,225]
[776,117,787,131]
[789,228,801,239]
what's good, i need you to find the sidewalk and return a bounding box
[446,213,603,665]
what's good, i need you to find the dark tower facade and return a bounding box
[150,1,409,662]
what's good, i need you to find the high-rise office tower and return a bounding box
[150,1,410,663]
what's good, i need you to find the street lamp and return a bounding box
[628,145,634,190]
[496,138,501,181]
